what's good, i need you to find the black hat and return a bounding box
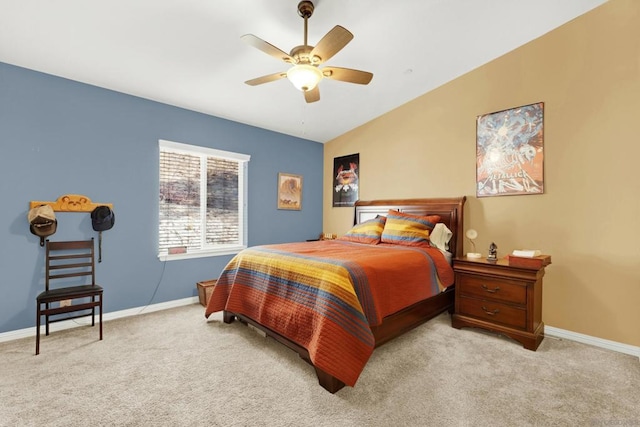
[91,206,115,232]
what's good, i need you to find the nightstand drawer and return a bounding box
[458,274,526,305]
[458,296,527,330]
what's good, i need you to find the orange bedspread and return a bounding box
[205,240,453,387]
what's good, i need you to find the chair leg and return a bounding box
[36,303,41,355]
[91,296,95,327]
[99,296,103,341]
[45,302,50,336]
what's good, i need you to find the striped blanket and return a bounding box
[205,240,453,387]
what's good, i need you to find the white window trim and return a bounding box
[158,139,250,261]
[158,246,244,262]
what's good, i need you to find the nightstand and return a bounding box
[451,256,550,351]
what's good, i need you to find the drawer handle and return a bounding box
[481,306,500,316]
[481,284,500,293]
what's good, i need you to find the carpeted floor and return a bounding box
[0,304,638,427]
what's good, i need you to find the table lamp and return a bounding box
[465,229,482,259]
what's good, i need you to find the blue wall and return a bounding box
[0,62,323,334]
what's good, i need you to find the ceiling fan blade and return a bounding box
[322,67,373,85]
[241,34,295,63]
[309,26,353,64]
[245,72,287,86]
[304,86,320,103]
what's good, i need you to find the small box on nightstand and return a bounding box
[196,280,217,306]
[506,254,551,269]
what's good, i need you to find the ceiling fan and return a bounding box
[242,0,373,103]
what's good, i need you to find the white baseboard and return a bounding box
[2,301,638,363]
[545,325,640,361]
[0,296,199,343]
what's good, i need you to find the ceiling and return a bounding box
[0,0,606,143]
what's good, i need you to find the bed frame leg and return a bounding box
[223,311,235,324]
[314,367,345,394]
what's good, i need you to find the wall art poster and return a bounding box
[333,153,359,207]
[476,102,544,197]
[277,172,302,210]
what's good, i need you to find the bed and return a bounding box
[205,197,466,393]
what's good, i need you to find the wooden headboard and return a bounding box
[353,197,467,259]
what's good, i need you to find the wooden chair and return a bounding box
[36,239,103,355]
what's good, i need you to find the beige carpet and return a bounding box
[0,304,638,427]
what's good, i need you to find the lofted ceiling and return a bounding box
[0,0,606,143]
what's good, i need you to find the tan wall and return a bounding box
[323,0,640,347]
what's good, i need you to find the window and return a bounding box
[158,140,250,260]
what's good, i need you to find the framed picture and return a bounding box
[277,173,303,210]
[476,102,544,197]
[333,153,359,207]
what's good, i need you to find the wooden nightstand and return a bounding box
[451,256,550,351]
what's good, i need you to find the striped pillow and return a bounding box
[380,210,441,247]
[338,216,386,244]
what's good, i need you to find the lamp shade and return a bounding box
[286,64,323,92]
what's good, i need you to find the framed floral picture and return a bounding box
[333,153,359,207]
[277,173,303,210]
[476,102,544,197]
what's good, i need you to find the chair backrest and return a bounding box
[45,239,96,291]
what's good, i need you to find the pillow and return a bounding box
[430,223,453,252]
[380,210,441,247]
[338,216,386,244]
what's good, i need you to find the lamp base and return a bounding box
[466,252,482,259]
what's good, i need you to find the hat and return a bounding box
[28,205,57,245]
[28,204,56,224]
[29,221,58,237]
[91,206,115,232]
[91,205,114,263]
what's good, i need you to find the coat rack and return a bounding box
[30,194,113,213]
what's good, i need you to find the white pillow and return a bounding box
[430,223,452,252]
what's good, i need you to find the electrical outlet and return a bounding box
[60,299,72,307]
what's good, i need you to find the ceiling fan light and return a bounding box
[286,64,323,92]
